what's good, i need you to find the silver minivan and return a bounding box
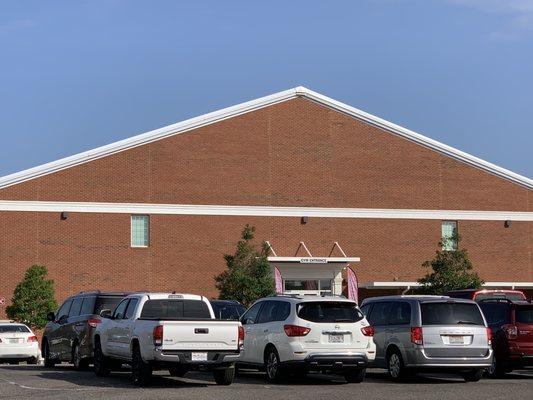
[360,296,492,382]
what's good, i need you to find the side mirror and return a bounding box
[100,309,112,319]
[46,312,55,322]
[242,317,253,325]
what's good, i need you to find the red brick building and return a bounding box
[0,87,532,314]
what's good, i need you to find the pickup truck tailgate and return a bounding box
[162,321,239,351]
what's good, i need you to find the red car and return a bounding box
[446,289,526,302]
[479,299,533,377]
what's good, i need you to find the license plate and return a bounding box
[191,352,208,361]
[449,336,464,344]
[8,338,21,344]
[328,334,344,343]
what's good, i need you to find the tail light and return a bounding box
[284,325,311,337]
[27,336,38,343]
[238,326,245,348]
[411,327,423,345]
[87,318,101,328]
[504,324,518,340]
[153,325,163,346]
[361,326,375,337]
[486,327,493,346]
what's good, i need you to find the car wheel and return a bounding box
[93,341,110,377]
[387,350,409,381]
[169,366,188,377]
[72,343,90,370]
[131,345,153,386]
[213,366,236,385]
[345,368,366,383]
[487,354,506,378]
[264,347,283,383]
[27,357,38,365]
[463,369,483,382]
[43,340,57,368]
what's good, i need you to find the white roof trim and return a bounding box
[361,281,533,289]
[268,256,360,263]
[0,86,531,190]
[0,200,532,220]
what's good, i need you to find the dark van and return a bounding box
[42,291,129,369]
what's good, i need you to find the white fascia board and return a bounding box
[0,87,531,191]
[0,200,532,221]
[360,281,533,289]
[267,257,361,263]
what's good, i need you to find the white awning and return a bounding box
[267,256,360,264]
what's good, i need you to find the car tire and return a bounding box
[345,368,366,383]
[264,347,283,383]
[169,366,188,377]
[72,343,90,370]
[387,350,410,382]
[93,341,110,377]
[213,366,236,385]
[463,369,483,382]
[487,354,506,378]
[131,345,153,386]
[43,340,57,368]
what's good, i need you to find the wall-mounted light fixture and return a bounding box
[504,220,511,228]
[301,216,308,225]
[60,212,69,221]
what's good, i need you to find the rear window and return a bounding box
[516,306,533,324]
[479,302,511,327]
[94,296,123,315]
[0,325,30,333]
[475,293,525,302]
[421,302,485,326]
[297,302,363,323]
[140,299,211,320]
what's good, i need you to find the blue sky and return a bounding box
[1,0,532,178]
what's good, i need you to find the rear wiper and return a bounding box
[456,320,478,325]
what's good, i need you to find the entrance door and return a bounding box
[283,279,332,296]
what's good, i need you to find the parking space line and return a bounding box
[0,374,104,392]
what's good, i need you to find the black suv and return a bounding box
[42,291,129,369]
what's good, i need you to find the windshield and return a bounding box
[516,306,533,324]
[297,302,363,323]
[421,302,485,326]
[0,325,30,333]
[94,296,123,315]
[140,299,211,320]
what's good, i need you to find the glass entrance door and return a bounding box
[283,279,332,296]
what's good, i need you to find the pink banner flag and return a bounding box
[347,267,359,304]
[274,266,283,294]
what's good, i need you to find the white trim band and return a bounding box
[0,200,532,221]
[361,281,533,289]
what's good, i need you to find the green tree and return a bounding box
[415,234,483,295]
[6,265,57,329]
[215,225,275,306]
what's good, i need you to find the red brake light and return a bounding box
[153,325,163,346]
[87,318,101,328]
[238,326,245,348]
[361,326,375,337]
[411,327,423,345]
[284,324,311,337]
[27,335,38,343]
[486,327,493,346]
[504,324,518,340]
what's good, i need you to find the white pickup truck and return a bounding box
[93,292,244,386]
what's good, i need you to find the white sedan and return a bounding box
[0,322,40,364]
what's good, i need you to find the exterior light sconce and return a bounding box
[504,220,511,228]
[301,216,308,225]
[60,212,69,221]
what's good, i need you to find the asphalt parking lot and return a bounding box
[0,365,532,400]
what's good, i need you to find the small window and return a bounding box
[57,299,73,320]
[441,221,458,251]
[241,301,263,325]
[80,297,96,315]
[366,302,393,326]
[125,298,139,319]
[131,215,149,247]
[257,301,291,323]
[389,302,411,325]
[113,299,130,320]
[94,296,123,315]
[69,298,83,317]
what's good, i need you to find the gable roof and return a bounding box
[0,86,531,190]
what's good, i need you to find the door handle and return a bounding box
[263,329,269,333]
[245,329,251,334]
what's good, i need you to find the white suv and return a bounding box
[237,295,376,383]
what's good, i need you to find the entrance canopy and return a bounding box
[267,242,359,296]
